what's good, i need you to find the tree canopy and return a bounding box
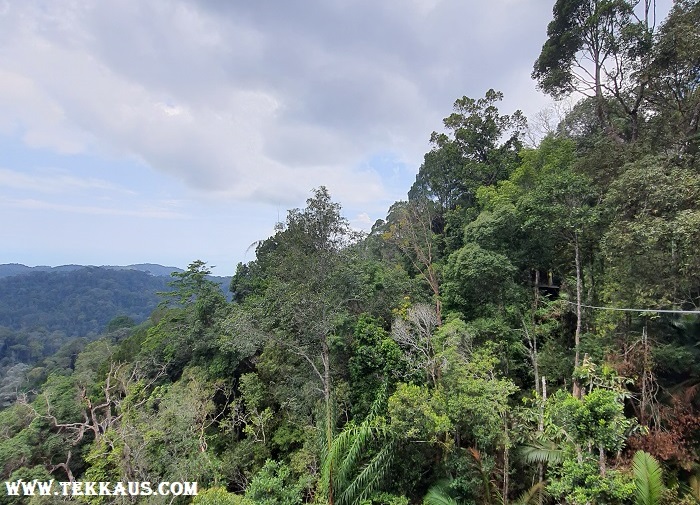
[2,3,700,503]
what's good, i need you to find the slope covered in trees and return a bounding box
[0,268,169,335]
[0,266,232,407]
[0,265,232,335]
[1,1,699,504]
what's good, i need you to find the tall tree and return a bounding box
[533,0,655,141]
[645,0,700,161]
[384,200,443,324]
[409,90,526,212]
[254,187,357,503]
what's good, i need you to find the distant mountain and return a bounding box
[103,263,184,277]
[0,263,183,279]
[0,264,232,335]
[0,263,85,278]
[0,264,232,393]
[0,267,170,335]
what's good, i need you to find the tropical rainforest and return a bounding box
[1,0,699,503]
[0,266,234,407]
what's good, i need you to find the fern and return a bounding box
[423,482,459,505]
[633,450,663,505]
[321,387,394,505]
[512,481,547,505]
[518,442,564,466]
[423,479,545,505]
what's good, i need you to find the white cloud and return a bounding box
[1,197,185,219]
[0,0,681,273]
[350,212,374,232]
[0,0,564,211]
[0,167,134,195]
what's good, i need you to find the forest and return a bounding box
[0,265,233,398]
[1,0,699,503]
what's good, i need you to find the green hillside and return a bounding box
[1,2,699,504]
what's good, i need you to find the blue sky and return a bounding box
[0,0,671,275]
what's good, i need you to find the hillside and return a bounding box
[0,264,232,403]
[0,266,170,335]
[0,264,232,335]
[1,2,699,503]
[0,262,183,279]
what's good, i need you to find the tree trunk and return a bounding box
[322,336,334,505]
[524,320,540,397]
[538,377,547,505]
[573,233,583,399]
[503,415,510,505]
[435,294,442,327]
[532,270,540,397]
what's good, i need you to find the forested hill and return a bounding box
[0,267,169,335]
[1,2,699,504]
[0,264,233,335]
[0,262,183,279]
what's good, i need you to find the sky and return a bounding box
[0,0,671,275]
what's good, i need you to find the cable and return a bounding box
[563,300,700,315]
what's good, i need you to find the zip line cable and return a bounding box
[563,300,700,315]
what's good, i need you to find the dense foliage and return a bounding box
[0,268,170,335]
[1,1,700,503]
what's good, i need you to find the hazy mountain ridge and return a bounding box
[0,264,231,399]
[0,263,184,279]
[0,267,170,335]
[0,264,232,335]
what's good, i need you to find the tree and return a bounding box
[388,344,517,502]
[161,260,227,327]
[409,90,526,211]
[193,487,250,505]
[148,260,229,379]
[83,367,228,492]
[601,155,700,311]
[245,460,305,505]
[533,0,655,141]
[383,200,443,323]
[0,363,30,408]
[254,187,358,503]
[516,162,600,384]
[524,361,636,504]
[348,316,403,418]
[391,304,442,386]
[442,243,517,320]
[645,0,700,160]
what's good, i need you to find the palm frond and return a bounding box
[633,450,663,505]
[321,391,394,505]
[518,443,564,466]
[337,442,394,505]
[320,423,355,494]
[423,482,459,505]
[512,481,548,505]
[334,424,382,493]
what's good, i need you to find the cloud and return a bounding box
[1,197,185,219]
[0,167,135,195]
[0,0,560,208]
[350,212,374,232]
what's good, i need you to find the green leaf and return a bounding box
[423,482,459,505]
[633,450,663,505]
[518,442,565,466]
